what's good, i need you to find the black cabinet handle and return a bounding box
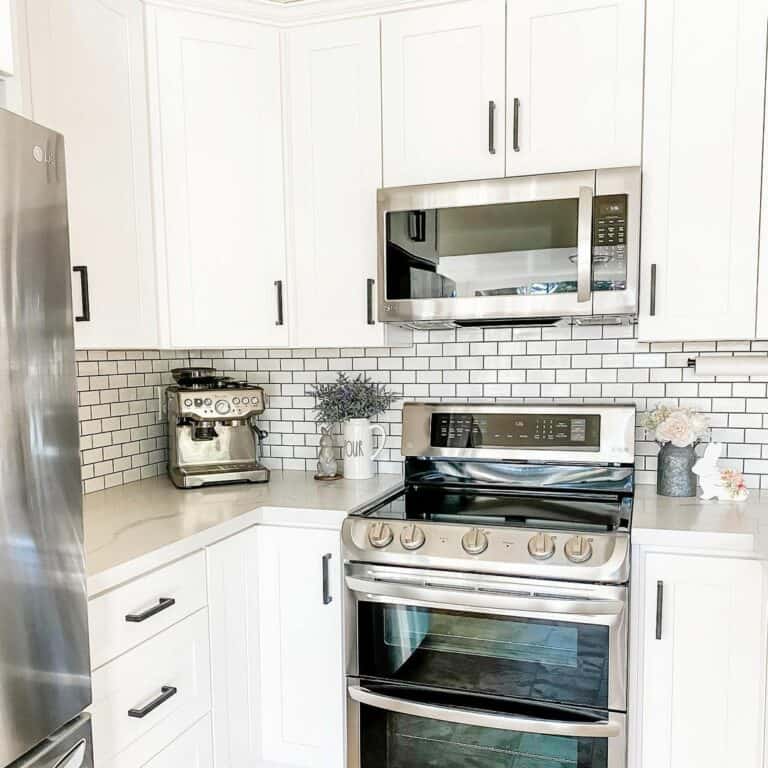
[367,279,375,325]
[72,266,91,322]
[322,553,332,605]
[488,100,496,155]
[655,580,664,640]
[125,597,176,623]
[650,264,657,316]
[128,686,177,719]
[513,98,521,153]
[275,280,284,326]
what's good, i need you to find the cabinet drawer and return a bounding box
[113,715,213,768]
[91,609,211,767]
[89,551,207,669]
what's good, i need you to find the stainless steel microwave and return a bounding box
[377,167,641,328]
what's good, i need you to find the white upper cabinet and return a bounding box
[381,0,506,187]
[147,7,288,349]
[506,0,643,176]
[639,553,766,768]
[286,18,392,348]
[0,0,13,77]
[26,0,159,349]
[639,0,767,341]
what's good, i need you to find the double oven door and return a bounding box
[346,564,627,768]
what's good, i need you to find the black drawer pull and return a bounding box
[322,553,332,605]
[275,280,284,326]
[655,580,664,640]
[128,686,177,719]
[72,266,90,322]
[125,597,176,623]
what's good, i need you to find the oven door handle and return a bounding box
[348,685,622,738]
[345,575,624,618]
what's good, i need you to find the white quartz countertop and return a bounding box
[632,484,768,555]
[83,471,403,596]
[83,471,768,597]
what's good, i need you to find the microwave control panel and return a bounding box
[593,195,627,246]
[592,194,627,282]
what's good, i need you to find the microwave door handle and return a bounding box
[345,575,623,618]
[348,686,622,739]
[577,186,594,303]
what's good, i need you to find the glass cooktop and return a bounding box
[356,460,634,532]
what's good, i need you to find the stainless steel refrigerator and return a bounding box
[0,109,92,767]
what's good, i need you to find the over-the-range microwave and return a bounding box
[377,167,641,329]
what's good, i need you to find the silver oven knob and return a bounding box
[461,528,488,556]
[368,522,393,548]
[528,532,555,560]
[564,535,593,563]
[400,524,425,551]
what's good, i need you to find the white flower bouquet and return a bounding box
[640,405,709,448]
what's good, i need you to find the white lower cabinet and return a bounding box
[633,551,767,768]
[140,716,213,768]
[91,609,212,767]
[207,524,345,768]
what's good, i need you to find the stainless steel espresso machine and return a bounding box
[166,368,270,488]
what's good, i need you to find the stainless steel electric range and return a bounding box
[342,402,636,768]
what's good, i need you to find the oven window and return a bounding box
[360,708,609,768]
[358,603,610,709]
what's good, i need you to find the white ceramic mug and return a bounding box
[342,418,386,480]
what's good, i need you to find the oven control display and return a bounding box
[430,413,601,450]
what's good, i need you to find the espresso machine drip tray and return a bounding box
[173,463,270,488]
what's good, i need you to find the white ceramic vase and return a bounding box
[342,418,386,480]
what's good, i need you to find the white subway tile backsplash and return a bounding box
[76,326,768,493]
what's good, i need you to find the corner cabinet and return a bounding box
[207,523,345,768]
[505,0,643,177]
[26,0,159,349]
[632,551,767,768]
[146,6,288,349]
[381,0,506,186]
[286,18,404,348]
[638,0,767,341]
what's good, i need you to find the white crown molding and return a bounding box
[142,0,463,26]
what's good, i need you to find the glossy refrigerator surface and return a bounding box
[0,109,91,767]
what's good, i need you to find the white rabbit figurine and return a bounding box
[692,443,726,500]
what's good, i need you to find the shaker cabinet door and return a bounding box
[638,0,767,341]
[147,7,288,348]
[286,17,389,348]
[506,0,644,177]
[27,0,159,348]
[257,525,344,768]
[381,0,506,186]
[639,553,766,768]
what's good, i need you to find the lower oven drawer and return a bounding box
[348,682,626,768]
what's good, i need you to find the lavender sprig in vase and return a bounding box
[308,374,399,480]
[640,406,710,497]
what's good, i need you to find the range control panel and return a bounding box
[430,412,601,450]
[169,387,265,420]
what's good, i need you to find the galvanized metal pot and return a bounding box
[656,443,697,497]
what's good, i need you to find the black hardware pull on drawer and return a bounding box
[128,686,178,718]
[125,597,176,623]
